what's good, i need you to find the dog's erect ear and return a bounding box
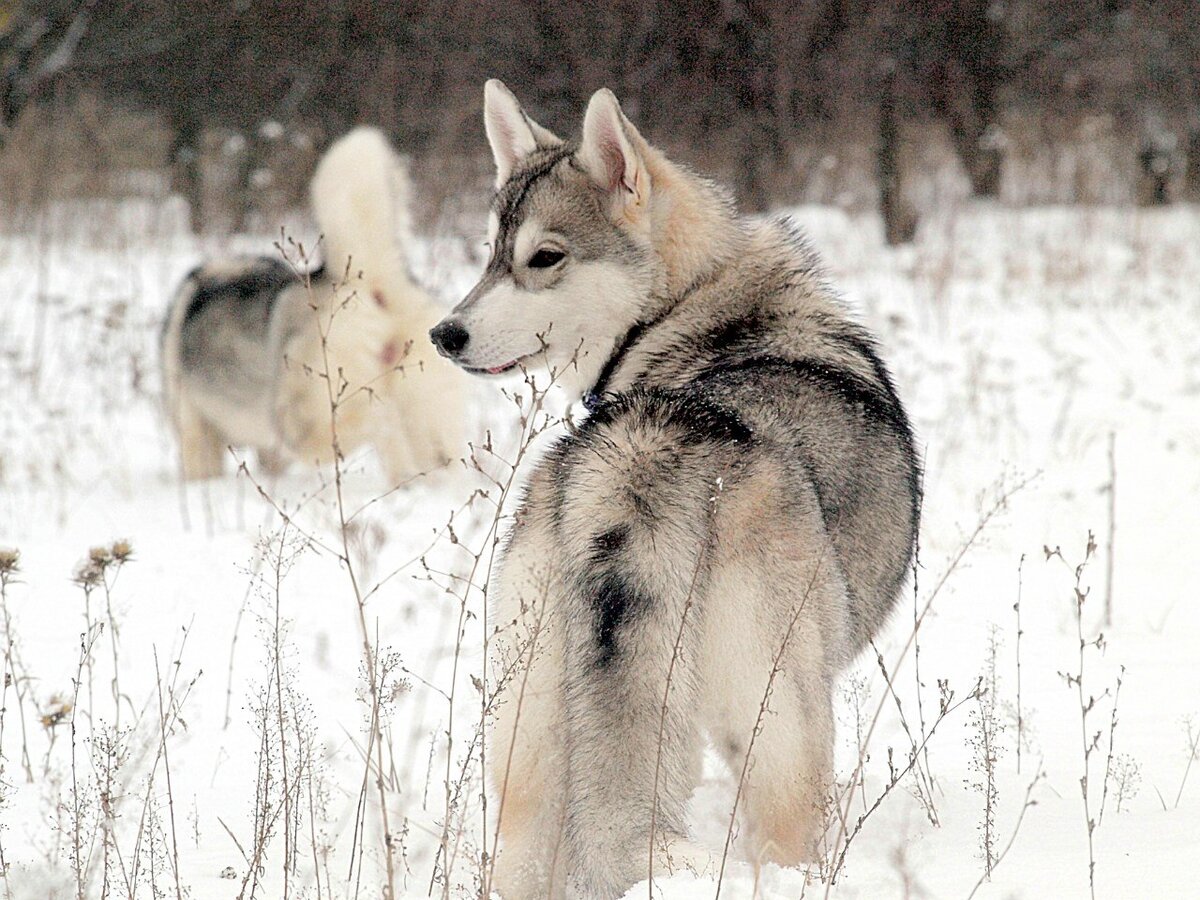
[484,79,560,187]
[578,89,649,210]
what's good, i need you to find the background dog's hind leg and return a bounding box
[174,399,227,480]
[255,446,288,477]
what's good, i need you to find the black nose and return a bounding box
[429,319,469,357]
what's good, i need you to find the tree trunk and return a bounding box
[878,64,917,245]
[170,111,203,234]
[1138,145,1171,205]
[1184,130,1200,203]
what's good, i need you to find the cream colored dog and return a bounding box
[161,127,465,484]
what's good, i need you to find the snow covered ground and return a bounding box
[0,196,1197,899]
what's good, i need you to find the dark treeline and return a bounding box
[2,1,1198,237]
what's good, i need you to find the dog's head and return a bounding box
[430,80,661,395]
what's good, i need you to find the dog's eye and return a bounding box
[527,248,565,269]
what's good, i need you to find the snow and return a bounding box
[1,198,1198,899]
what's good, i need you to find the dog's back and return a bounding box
[591,220,919,652]
[175,257,292,395]
[161,256,300,475]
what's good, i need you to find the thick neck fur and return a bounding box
[638,142,748,302]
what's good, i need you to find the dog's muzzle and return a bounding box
[429,319,469,358]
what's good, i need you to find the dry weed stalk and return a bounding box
[1110,753,1141,815]
[441,348,573,898]
[965,763,1044,900]
[485,589,552,897]
[213,236,448,896]
[906,480,940,827]
[1097,665,1124,826]
[0,547,35,785]
[278,236,402,897]
[67,541,135,899]
[136,645,198,900]
[73,540,136,734]
[870,640,939,827]
[235,236,491,896]
[232,523,324,900]
[839,674,871,814]
[826,676,980,886]
[821,472,1037,891]
[56,540,202,898]
[966,627,1004,877]
[1047,531,1122,900]
[1173,716,1199,809]
[66,619,104,900]
[1013,553,1026,774]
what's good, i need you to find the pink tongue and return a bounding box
[487,362,513,375]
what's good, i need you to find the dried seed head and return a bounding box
[40,694,73,729]
[0,547,19,574]
[110,539,134,563]
[73,559,104,587]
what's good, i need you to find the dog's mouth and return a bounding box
[463,351,539,377]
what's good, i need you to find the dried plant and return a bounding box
[1047,532,1125,900]
[966,627,1004,877]
[1110,753,1141,815]
[1173,716,1200,809]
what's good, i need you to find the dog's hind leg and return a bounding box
[701,486,847,870]
[490,490,570,900]
[707,629,836,868]
[174,399,227,480]
[255,446,288,477]
[550,422,727,897]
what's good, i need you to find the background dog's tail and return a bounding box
[309,126,416,303]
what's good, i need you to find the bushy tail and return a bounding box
[309,127,415,298]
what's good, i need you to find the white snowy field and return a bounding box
[0,196,1198,900]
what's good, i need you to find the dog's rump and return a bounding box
[573,354,916,654]
[689,356,919,651]
[160,126,465,483]
[171,256,295,445]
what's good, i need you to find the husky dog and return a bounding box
[161,127,464,483]
[430,81,920,899]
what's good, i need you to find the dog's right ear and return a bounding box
[484,79,560,187]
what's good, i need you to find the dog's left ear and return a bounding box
[484,79,561,187]
[579,89,649,212]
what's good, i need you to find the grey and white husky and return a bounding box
[161,127,464,484]
[431,81,920,899]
